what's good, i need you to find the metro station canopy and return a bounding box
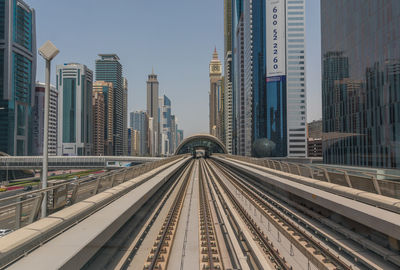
[175,134,227,155]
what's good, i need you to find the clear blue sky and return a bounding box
[26,0,321,138]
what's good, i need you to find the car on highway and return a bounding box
[0,229,13,238]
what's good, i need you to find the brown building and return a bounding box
[93,81,114,155]
[92,89,105,156]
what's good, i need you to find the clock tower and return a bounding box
[209,47,222,76]
[209,48,223,140]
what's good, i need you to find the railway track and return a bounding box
[208,159,353,270]
[203,159,290,270]
[143,162,193,270]
[8,156,398,270]
[198,160,223,270]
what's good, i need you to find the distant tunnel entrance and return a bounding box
[174,134,227,156]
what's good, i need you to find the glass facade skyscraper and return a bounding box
[321,0,400,168]
[0,0,36,155]
[130,110,148,156]
[57,63,93,156]
[223,0,233,154]
[159,95,172,156]
[230,0,307,157]
[95,54,123,156]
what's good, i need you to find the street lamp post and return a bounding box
[38,41,59,218]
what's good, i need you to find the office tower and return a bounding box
[159,95,172,156]
[130,110,148,156]
[177,129,184,146]
[92,87,105,156]
[122,77,128,155]
[224,0,233,154]
[57,63,93,156]
[127,128,140,156]
[321,0,400,168]
[170,115,177,153]
[232,1,246,156]
[148,117,155,156]
[231,0,307,157]
[146,71,159,156]
[0,0,36,155]
[93,81,113,155]
[95,54,123,155]
[32,82,58,156]
[122,78,128,154]
[209,48,223,140]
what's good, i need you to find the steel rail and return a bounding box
[198,159,220,270]
[211,159,353,270]
[144,160,193,270]
[203,160,290,270]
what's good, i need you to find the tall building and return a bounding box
[231,0,307,157]
[321,0,400,168]
[130,110,148,156]
[92,87,105,156]
[224,0,233,154]
[127,128,140,156]
[177,129,184,147]
[209,48,223,140]
[170,114,177,154]
[32,82,58,156]
[0,0,36,155]
[146,71,159,156]
[159,95,172,156]
[93,81,113,155]
[148,116,155,156]
[122,77,128,156]
[95,54,123,155]
[232,1,246,156]
[57,63,93,156]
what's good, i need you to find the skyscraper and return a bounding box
[231,0,307,157]
[92,87,105,156]
[93,81,114,155]
[170,114,177,154]
[148,116,155,156]
[95,54,123,155]
[321,0,400,168]
[177,129,184,147]
[32,82,58,156]
[57,63,93,156]
[159,95,172,156]
[123,77,128,156]
[224,0,233,154]
[0,0,36,155]
[146,71,159,156]
[130,110,148,156]
[209,48,223,140]
[232,1,246,155]
[127,128,140,156]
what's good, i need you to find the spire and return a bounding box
[212,47,218,60]
[152,66,154,74]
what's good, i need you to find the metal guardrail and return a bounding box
[224,155,400,200]
[0,156,182,231]
[0,156,162,170]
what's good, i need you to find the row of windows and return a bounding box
[288,22,304,26]
[288,28,304,31]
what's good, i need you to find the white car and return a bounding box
[0,229,13,238]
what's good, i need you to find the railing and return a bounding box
[0,155,182,231]
[0,156,162,170]
[223,155,400,200]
